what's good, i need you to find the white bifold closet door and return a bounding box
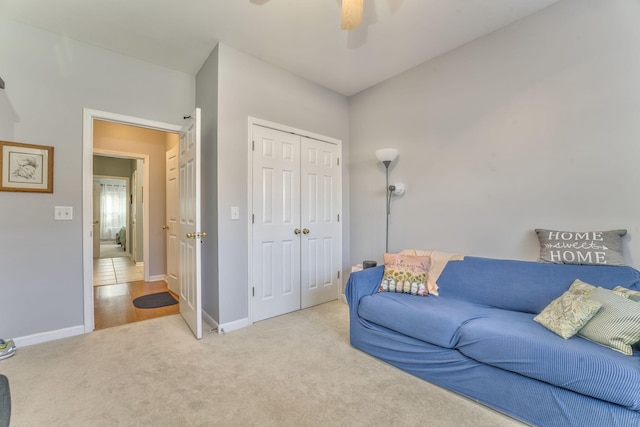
[252,124,341,323]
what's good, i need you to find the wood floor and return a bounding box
[94,280,179,330]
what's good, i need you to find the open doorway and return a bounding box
[92,161,142,286]
[90,119,180,330]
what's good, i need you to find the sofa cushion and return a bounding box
[456,309,640,410]
[358,292,499,349]
[436,256,640,314]
[533,279,601,339]
[577,287,640,355]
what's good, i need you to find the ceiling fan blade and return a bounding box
[341,0,363,30]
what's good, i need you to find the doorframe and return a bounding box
[93,152,147,272]
[93,174,131,259]
[246,116,343,325]
[82,108,181,333]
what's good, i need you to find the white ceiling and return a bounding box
[0,0,561,96]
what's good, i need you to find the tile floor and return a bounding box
[93,257,144,286]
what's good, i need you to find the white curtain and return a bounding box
[100,182,127,240]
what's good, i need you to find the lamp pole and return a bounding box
[376,148,399,254]
[383,161,391,253]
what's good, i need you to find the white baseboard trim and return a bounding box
[202,311,219,332]
[218,317,250,334]
[148,274,167,283]
[14,325,85,348]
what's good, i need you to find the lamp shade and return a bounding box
[341,0,364,30]
[375,148,398,163]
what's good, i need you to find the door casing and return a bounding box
[93,175,131,259]
[82,108,181,333]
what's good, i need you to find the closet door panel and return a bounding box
[300,137,341,309]
[251,125,301,322]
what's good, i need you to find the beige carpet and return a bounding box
[99,241,129,259]
[1,301,526,427]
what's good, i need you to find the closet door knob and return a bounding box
[294,228,301,235]
[302,228,310,235]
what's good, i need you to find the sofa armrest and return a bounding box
[345,265,384,310]
[0,374,10,427]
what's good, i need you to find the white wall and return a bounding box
[214,44,350,325]
[0,18,194,340]
[349,0,640,268]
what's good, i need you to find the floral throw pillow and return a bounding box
[612,286,640,302]
[534,279,602,339]
[378,253,431,296]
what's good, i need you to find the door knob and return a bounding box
[162,225,169,230]
[186,232,196,239]
[302,228,310,235]
[294,228,301,235]
[199,232,207,238]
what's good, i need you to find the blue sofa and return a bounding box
[346,256,640,427]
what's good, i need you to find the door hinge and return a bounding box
[337,157,340,166]
[252,214,255,224]
[252,140,255,151]
[337,214,340,222]
[252,287,255,297]
[337,271,340,279]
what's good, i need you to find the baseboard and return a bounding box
[201,311,219,333]
[147,274,167,283]
[14,325,85,348]
[218,317,250,334]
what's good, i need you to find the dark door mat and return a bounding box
[132,292,178,309]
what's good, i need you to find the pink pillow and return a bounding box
[378,253,432,296]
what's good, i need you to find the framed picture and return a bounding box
[0,140,54,193]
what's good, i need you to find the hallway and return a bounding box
[93,280,179,330]
[93,251,177,331]
[93,256,144,287]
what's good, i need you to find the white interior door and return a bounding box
[130,172,137,260]
[252,125,301,322]
[166,145,179,294]
[92,181,101,258]
[300,137,341,308]
[179,108,202,339]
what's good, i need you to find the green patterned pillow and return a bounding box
[534,279,602,339]
[611,286,640,302]
[578,287,640,355]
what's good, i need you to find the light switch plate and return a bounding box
[54,206,73,220]
[231,206,239,220]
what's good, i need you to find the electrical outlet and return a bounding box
[231,206,239,220]
[54,206,73,221]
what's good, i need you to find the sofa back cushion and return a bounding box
[437,257,640,314]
